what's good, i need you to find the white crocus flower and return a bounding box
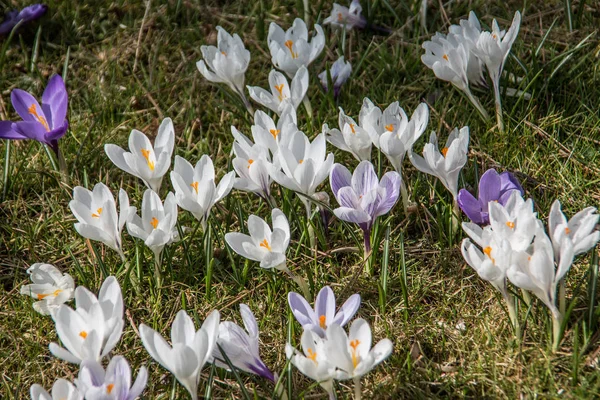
[231,139,273,201]
[323,0,367,31]
[225,208,290,271]
[30,379,82,400]
[286,329,336,399]
[323,107,372,161]
[170,155,235,230]
[196,26,252,111]
[325,319,393,397]
[20,263,75,316]
[268,18,325,77]
[409,127,470,201]
[139,310,220,400]
[126,189,179,261]
[49,276,124,364]
[104,118,175,193]
[318,56,352,97]
[76,355,148,400]
[448,11,486,87]
[251,107,298,156]
[69,183,133,260]
[472,11,521,132]
[212,304,275,382]
[247,66,308,115]
[267,131,334,216]
[548,200,599,260]
[486,193,538,252]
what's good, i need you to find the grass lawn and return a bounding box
[1,0,600,398]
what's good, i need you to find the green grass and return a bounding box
[1,0,600,398]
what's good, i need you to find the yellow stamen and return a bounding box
[441,147,449,157]
[259,238,272,251]
[349,124,356,134]
[337,13,344,22]
[28,104,50,132]
[385,124,394,132]
[91,207,103,218]
[483,246,496,264]
[150,217,159,229]
[37,289,62,300]
[247,159,254,169]
[492,33,497,40]
[442,54,449,61]
[106,383,114,394]
[319,315,326,329]
[506,221,515,229]
[565,227,571,235]
[79,331,88,339]
[284,40,298,59]
[141,149,155,171]
[298,159,304,164]
[350,339,360,368]
[190,181,199,194]
[221,51,227,56]
[307,348,317,363]
[270,129,280,139]
[274,84,286,101]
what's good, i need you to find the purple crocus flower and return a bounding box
[457,168,524,225]
[318,56,352,98]
[0,74,68,155]
[330,160,401,254]
[0,4,47,36]
[288,286,361,337]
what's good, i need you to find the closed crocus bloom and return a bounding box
[231,139,273,200]
[49,276,124,364]
[76,356,147,400]
[447,12,486,87]
[457,169,524,225]
[212,304,275,382]
[319,56,352,98]
[139,310,220,400]
[0,75,68,154]
[20,263,75,316]
[170,155,235,229]
[409,127,470,201]
[288,286,361,337]
[323,107,372,161]
[248,67,308,115]
[325,319,393,381]
[30,379,82,400]
[330,161,401,253]
[0,4,47,35]
[104,118,175,193]
[225,208,290,270]
[69,183,133,260]
[268,18,325,77]
[323,0,367,30]
[548,200,599,260]
[378,103,429,174]
[126,190,179,261]
[286,329,336,399]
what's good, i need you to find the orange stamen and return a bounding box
[274,84,286,101]
[37,289,62,300]
[350,339,360,368]
[79,331,88,339]
[190,181,199,194]
[442,54,449,61]
[298,159,304,164]
[385,124,394,132]
[106,383,114,394]
[259,238,272,251]
[28,104,50,132]
[441,147,449,157]
[506,221,515,229]
[247,159,254,169]
[565,227,571,235]
[337,13,344,22]
[319,315,326,329]
[92,207,103,218]
[307,348,317,362]
[349,124,356,134]
[284,40,298,59]
[270,129,280,139]
[150,217,159,229]
[141,149,155,171]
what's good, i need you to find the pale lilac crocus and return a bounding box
[0,4,47,35]
[0,75,68,156]
[329,161,401,254]
[76,355,148,399]
[318,56,352,98]
[288,286,361,337]
[457,168,524,225]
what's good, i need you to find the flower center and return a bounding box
[483,246,496,264]
[350,339,360,368]
[319,315,326,329]
[298,159,304,164]
[337,13,344,22]
[270,129,280,139]
[106,383,114,394]
[565,227,571,234]
[37,289,62,300]
[442,54,449,61]
[259,238,272,251]
[441,147,449,157]
[349,123,356,134]
[221,51,227,56]
[506,221,515,229]
[79,331,88,339]
[190,181,199,194]
[385,124,394,132]
[307,348,318,363]
[150,217,159,229]
[247,159,254,169]
[284,40,298,59]
[492,33,497,40]
[274,84,286,101]
[27,104,50,132]
[141,149,155,171]
[91,207,103,218]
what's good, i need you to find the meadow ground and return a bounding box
[1,0,600,398]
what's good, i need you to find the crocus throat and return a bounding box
[385,124,394,132]
[190,181,199,194]
[37,289,62,300]
[319,315,326,329]
[141,149,155,171]
[79,331,88,339]
[150,217,159,229]
[307,348,318,363]
[350,339,360,368]
[284,40,298,59]
[28,104,50,132]
[274,84,286,101]
[92,207,103,218]
[259,238,272,251]
[106,383,114,394]
[270,129,280,139]
[441,147,449,157]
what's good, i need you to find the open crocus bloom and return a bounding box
[247,66,308,115]
[325,319,393,380]
[225,208,290,270]
[170,155,235,228]
[212,304,275,382]
[323,0,366,30]
[20,263,75,316]
[0,75,68,154]
[548,200,599,261]
[288,286,361,337]
[318,56,352,98]
[268,18,325,77]
[457,169,524,225]
[30,379,82,400]
[49,276,124,364]
[323,107,372,161]
[76,355,147,400]
[409,127,469,201]
[126,190,179,260]
[251,107,298,156]
[139,310,220,400]
[329,161,401,253]
[231,136,273,200]
[69,183,133,260]
[104,118,174,193]
[286,329,336,399]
